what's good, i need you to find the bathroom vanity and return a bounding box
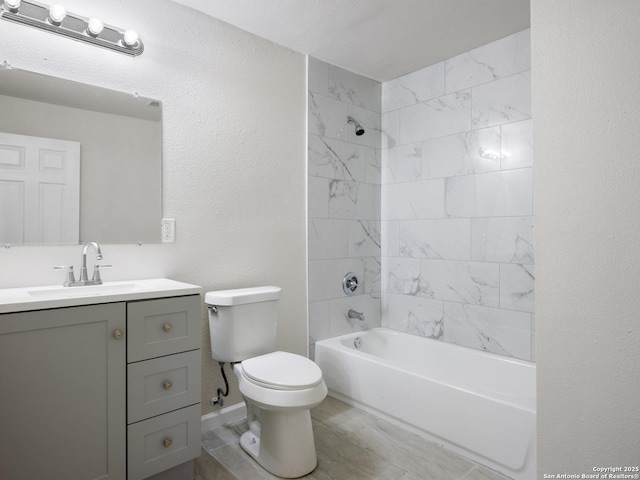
[0,279,202,480]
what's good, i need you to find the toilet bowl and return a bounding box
[233,351,327,478]
[205,287,327,478]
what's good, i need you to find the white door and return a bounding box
[0,132,80,245]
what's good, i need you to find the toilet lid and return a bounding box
[241,351,323,390]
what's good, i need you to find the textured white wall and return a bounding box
[0,0,307,412]
[532,0,640,473]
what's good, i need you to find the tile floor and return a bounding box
[195,396,511,480]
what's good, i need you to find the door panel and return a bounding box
[0,132,80,244]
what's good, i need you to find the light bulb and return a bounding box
[122,29,139,48]
[4,0,21,12]
[87,18,104,36]
[48,4,66,24]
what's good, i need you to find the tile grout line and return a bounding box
[460,466,479,480]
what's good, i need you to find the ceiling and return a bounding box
[171,0,530,82]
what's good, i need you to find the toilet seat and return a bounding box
[241,351,323,391]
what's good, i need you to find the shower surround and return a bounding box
[308,29,534,361]
[307,58,382,358]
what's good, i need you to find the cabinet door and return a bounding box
[0,303,126,480]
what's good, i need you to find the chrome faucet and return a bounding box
[54,241,110,287]
[80,241,103,285]
[348,309,365,322]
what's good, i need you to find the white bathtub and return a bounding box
[315,328,536,480]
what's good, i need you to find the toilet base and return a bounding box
[239,408,318,478]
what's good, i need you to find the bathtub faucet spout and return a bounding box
[348,309,365,322]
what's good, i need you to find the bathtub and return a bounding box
[314,328,536,480]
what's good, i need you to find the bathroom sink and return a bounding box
[27,282,144,298]
[0,278,201,314]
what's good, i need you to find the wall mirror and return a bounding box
[0,67,162,246]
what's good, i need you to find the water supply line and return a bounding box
[211,362,230,407]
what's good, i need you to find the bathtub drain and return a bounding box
[354,337,362,349]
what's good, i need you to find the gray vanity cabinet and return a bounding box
[126,296,201,480]
[0,292,201,480]
[0,303,127,480]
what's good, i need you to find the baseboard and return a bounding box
[201,401,246,433]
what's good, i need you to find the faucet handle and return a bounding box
[54,265,76,287]
[92,264,112,284]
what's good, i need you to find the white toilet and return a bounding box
[205,286,327,478]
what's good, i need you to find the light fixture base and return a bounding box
[0,0,143,56]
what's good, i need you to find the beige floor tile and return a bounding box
[210,443,281,479]
[314,396,474,480]
[312,422,408,479]
[202,419,249,454]
[199,396,512,480]
[311,395,379,431]
[194,448,239,480]
[347,417,475,479]
[462,466,512,480]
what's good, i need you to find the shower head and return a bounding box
[347,116,365,136]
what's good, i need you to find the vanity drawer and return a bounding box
[128,349,201,424]
[127,295,200,362]
[127,404,201,480]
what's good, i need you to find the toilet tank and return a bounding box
[205,286,281,362]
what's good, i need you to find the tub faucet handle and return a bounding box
[343,273,360,295]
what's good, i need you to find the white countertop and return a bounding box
[0,278,202,314]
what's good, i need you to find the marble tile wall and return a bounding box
[307,29,533,361]
[381,29,534,361]
[307,58,382,357]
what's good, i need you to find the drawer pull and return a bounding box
[113,329,123,340]
[163,322,173,332]
[163,380,173,390]
[163,438,172,448]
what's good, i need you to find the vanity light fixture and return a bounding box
[86,17,103,37]
[4,0,19,12]
[0,0,143,56]
[47,3,65,25]
[122,29,139,48]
